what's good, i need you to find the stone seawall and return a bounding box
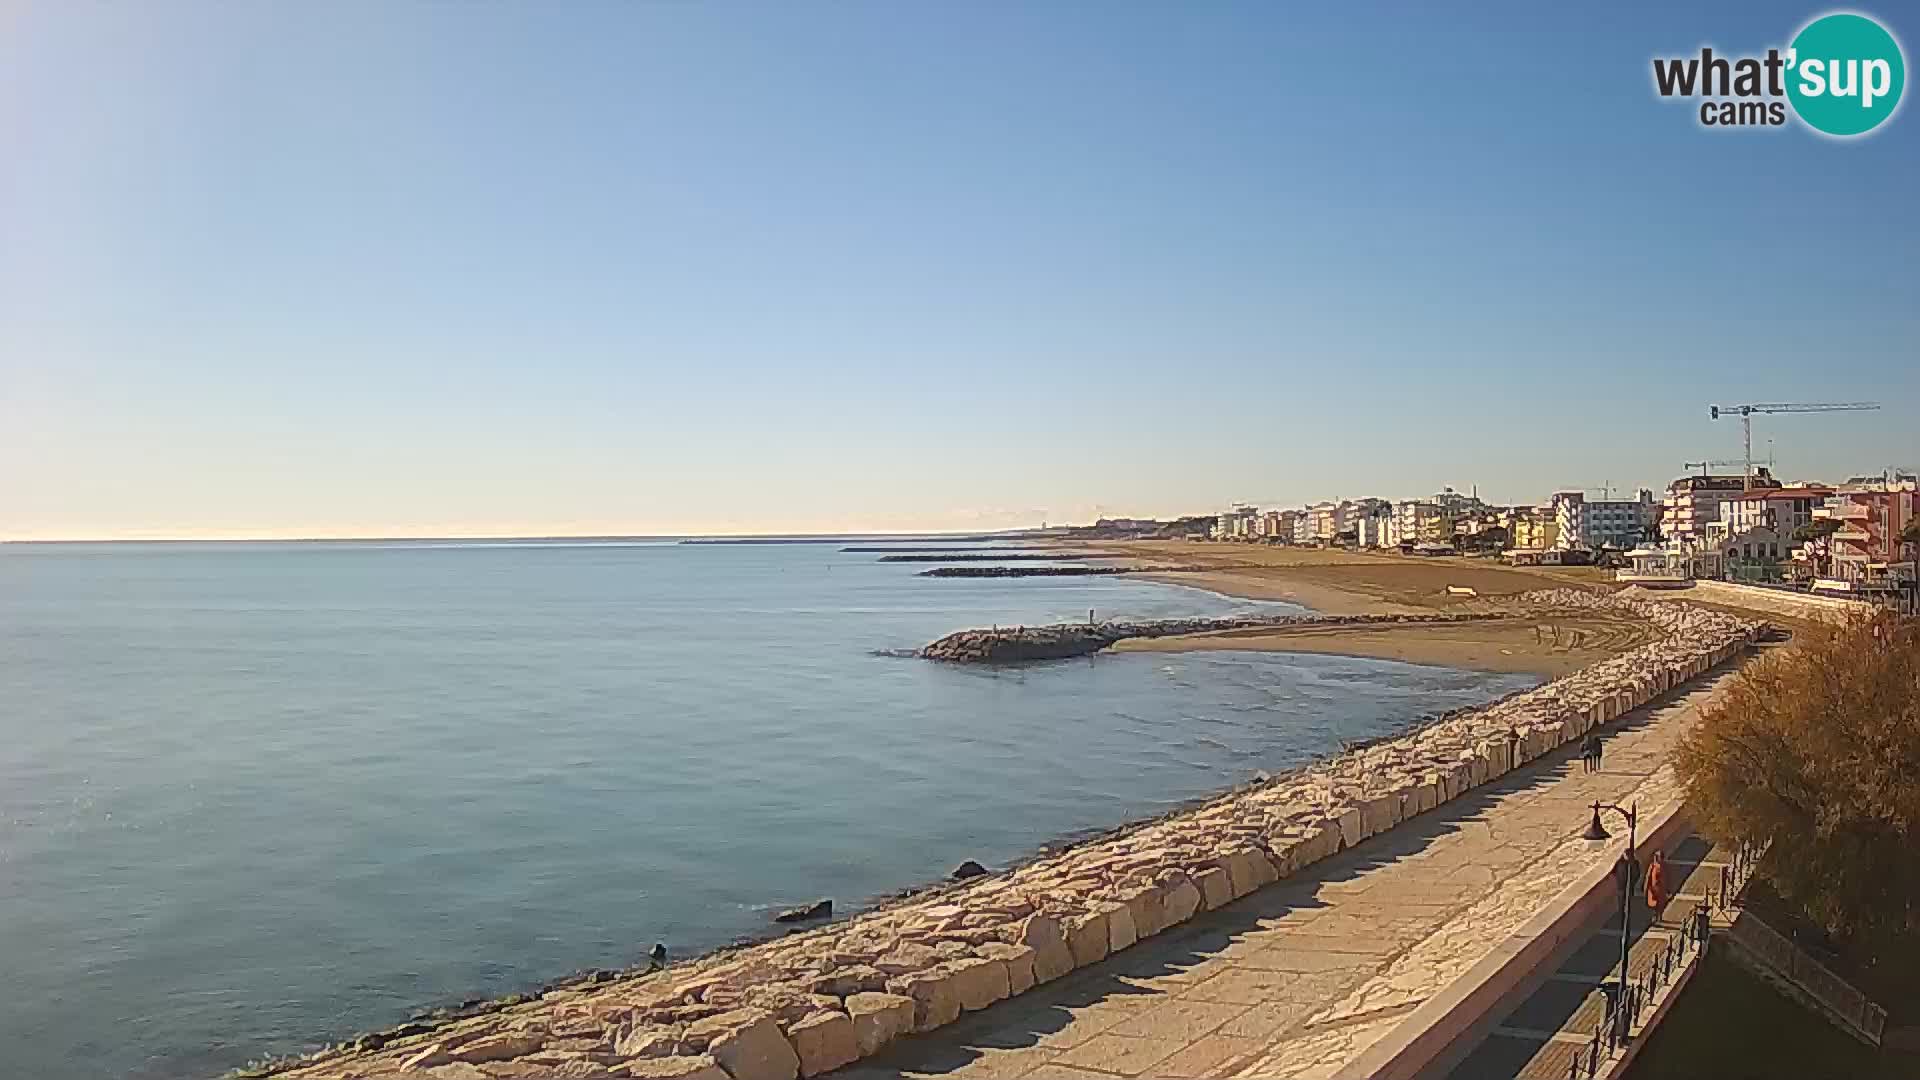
[921,612,1499,663]
[1635,580,1877,625]
[262,591,1763,1080]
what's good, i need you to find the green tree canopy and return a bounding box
[1675,613,1920,949]
[1790,517,1843,546]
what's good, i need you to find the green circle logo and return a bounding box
[1787,13,1906,136]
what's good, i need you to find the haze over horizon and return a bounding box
[4,1,1916,541]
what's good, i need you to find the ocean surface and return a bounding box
[0,541,1539,1079]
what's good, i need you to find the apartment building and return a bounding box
[1660,468,1780,547]
[1551,489,1656,551]
[1393,500,1447,545]
[1812,480,1919,583]
[1717,486,1833,536]
[1508,508,1560,551]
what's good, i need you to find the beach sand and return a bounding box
[1080,540,1638,676]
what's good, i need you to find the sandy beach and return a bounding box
[1079,540,1637,676]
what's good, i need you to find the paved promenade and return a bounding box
[1440,830,1728,1080]
[832,664,1742,1080]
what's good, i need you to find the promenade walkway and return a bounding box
[831,662,1745,1080]
[1439,830,1729,1080]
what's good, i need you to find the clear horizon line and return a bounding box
[0,527,1052,545]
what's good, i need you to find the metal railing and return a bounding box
[1723,909,1888,1044]
[1567,839,1765,1079]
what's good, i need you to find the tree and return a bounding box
[1454,526,1509,553]
[1791,517,1843,546]
[1674,613,1920,949]
[1790,517,1844,579]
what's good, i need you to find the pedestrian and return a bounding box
[1645,850,1668,912]
[1591,733,1604,771]
[1580,734,1599,772]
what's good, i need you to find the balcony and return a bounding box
[1822,502,1872,521]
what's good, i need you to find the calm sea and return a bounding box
[0,541,1537,1079]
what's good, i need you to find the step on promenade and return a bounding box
[834,669,1743,1080]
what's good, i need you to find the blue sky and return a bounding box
[3,1,1914,538]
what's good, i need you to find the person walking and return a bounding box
[1590,732,1604,771]
[1580,734,1599,772]
[1645,850,1668,913]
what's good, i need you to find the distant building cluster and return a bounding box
[1200,485,1662,562]
[1086,466,1919,603]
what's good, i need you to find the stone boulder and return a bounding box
[783,1011,858,1078]
[844,992,915,1057]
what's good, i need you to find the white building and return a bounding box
[1212,505,1258,540]
[1716,486,1833,537]
[1393,501,1446,545]
[1291,511,1317,545]
[1551,490,1656,551]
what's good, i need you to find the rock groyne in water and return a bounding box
[877,553,1107,563]
[920,611,1496,663]
[258,590,1764,1080]
[916,564,1202,579]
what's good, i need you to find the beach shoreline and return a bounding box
[1067,540,1633,676]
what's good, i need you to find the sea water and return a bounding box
[0,541,1537,1078]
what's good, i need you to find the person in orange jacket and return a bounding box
[1645,849,1668,912]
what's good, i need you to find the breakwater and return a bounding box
[840,547,1032,554]
[878,553,1106,563]
[259,590,1762,1080]
[917,565,1199,579]
[921,612,1496,663]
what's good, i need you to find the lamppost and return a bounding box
[1583,801,1638,1017]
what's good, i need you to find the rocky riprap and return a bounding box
[919,611,1498,663]
[257,590,1761,1080]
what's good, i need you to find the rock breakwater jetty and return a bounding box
[258,590,1763,1080]
[916,565,1200,579]
[920,611,1495,663]
[877,553,1107,563]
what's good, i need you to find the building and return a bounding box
[1304,501,1340,543]
[1352,508,1391,548]
[1431,486,1486,529]
[1292,511,1317,545]
[1505,507,1566,549]
[1211,505,1258,540]
[1714,486,1832,537]
[1660,468,1780,547]
[1508,507,1559,551]
[1393,500,1447,545]
[1811,480,1919,585]
[1713,525,1790,581]
[1257,509,1300,541]
[1551,489,1656,551]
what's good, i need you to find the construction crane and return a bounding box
[1682,459,1746,476]
[1682,453,1778,477]
[1708,402,1881,490]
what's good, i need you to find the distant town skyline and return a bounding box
[4,2,1915,541]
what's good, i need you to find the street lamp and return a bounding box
[1584,801,1639,1019]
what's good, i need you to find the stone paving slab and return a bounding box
[832,665,1744,1080]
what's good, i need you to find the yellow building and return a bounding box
[1509,512,1559,551]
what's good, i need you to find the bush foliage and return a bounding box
[1675,612,1920,947]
